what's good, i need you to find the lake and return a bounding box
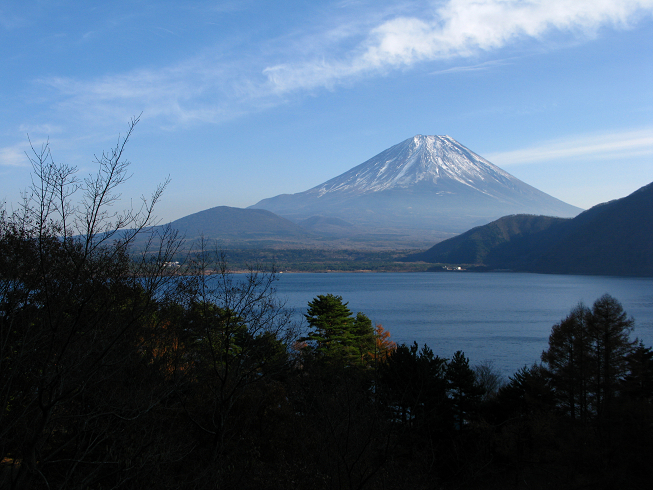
[273,272,653,378]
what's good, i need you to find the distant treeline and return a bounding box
[176,247,431,272]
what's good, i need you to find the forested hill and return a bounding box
[406,181,653,276]
[405,214,569,266]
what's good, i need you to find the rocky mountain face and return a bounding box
[250,135,581,235]
[406,181,653,276]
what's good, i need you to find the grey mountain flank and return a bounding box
[250,135,581,239]
[165,206,311,242]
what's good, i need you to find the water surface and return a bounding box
[274,272,653,377]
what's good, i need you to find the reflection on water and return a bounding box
[274,272,653,377]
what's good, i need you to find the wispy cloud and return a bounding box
[429,58,513,75]
[263,0,653,93]
[40,57,242,128]
[36,0,653,127]
[18,123,63,135]
[0,142,32,167]
[486,128,653,165]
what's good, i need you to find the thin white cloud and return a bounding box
[0,142,31,167]
[486,128,653,165]
[40,58,240,128]
[430,58,513,75]
[263,0,653,93]
[18,123,63,135]
[35,0,653,126]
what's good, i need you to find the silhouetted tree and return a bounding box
[541,295,636,422]
[541,303,592,422]
[473,360,505,402]
[379,342,447,427]
[496,364,555,419]
[446,351,483,428]
[0,117,182,489]
[169,249,296,487]
[622,342,653,402]
[588,294,636,419]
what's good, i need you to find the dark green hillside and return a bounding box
[406,181,653,277]
[532,181,653,275]
[407,214,567,265]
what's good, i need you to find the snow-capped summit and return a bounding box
[313,135,518,197]
[250,135,582,236]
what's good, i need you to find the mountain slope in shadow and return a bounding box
[406,181,653,276]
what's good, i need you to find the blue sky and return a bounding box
[1,0,652,224]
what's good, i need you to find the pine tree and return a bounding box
[588,294,636,418]
[303,294,391,367]
[379,342,447,426]
[352,312,376,363]
[304,294,355,358]
[541,295,636,420]
[541,303,592,421]
[446,351,483,428]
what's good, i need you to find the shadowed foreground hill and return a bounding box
[406,181,653,276]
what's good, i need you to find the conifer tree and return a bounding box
[353,312,376,363]
[379,342,447,426]
[446,351,483,427]
[622,342,653,401]
[303,294,377,365]
[542,295,636,420]
[373,323,397,361]
[304,294,354,357]
[541,303,592,421]
[588,294,636,418]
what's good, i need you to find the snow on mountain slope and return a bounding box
[313,135,514,196]
[251,135,582,234]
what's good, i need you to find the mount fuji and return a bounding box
[250,135,582,237]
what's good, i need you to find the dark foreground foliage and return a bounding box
[2,125,653,489]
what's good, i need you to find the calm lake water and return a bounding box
[273,272,653,378]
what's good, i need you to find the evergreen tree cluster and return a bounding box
[302,294,384,365]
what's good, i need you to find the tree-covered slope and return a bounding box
[530,181,653,275]
[406,214,568,265]
[406,181,653,276]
